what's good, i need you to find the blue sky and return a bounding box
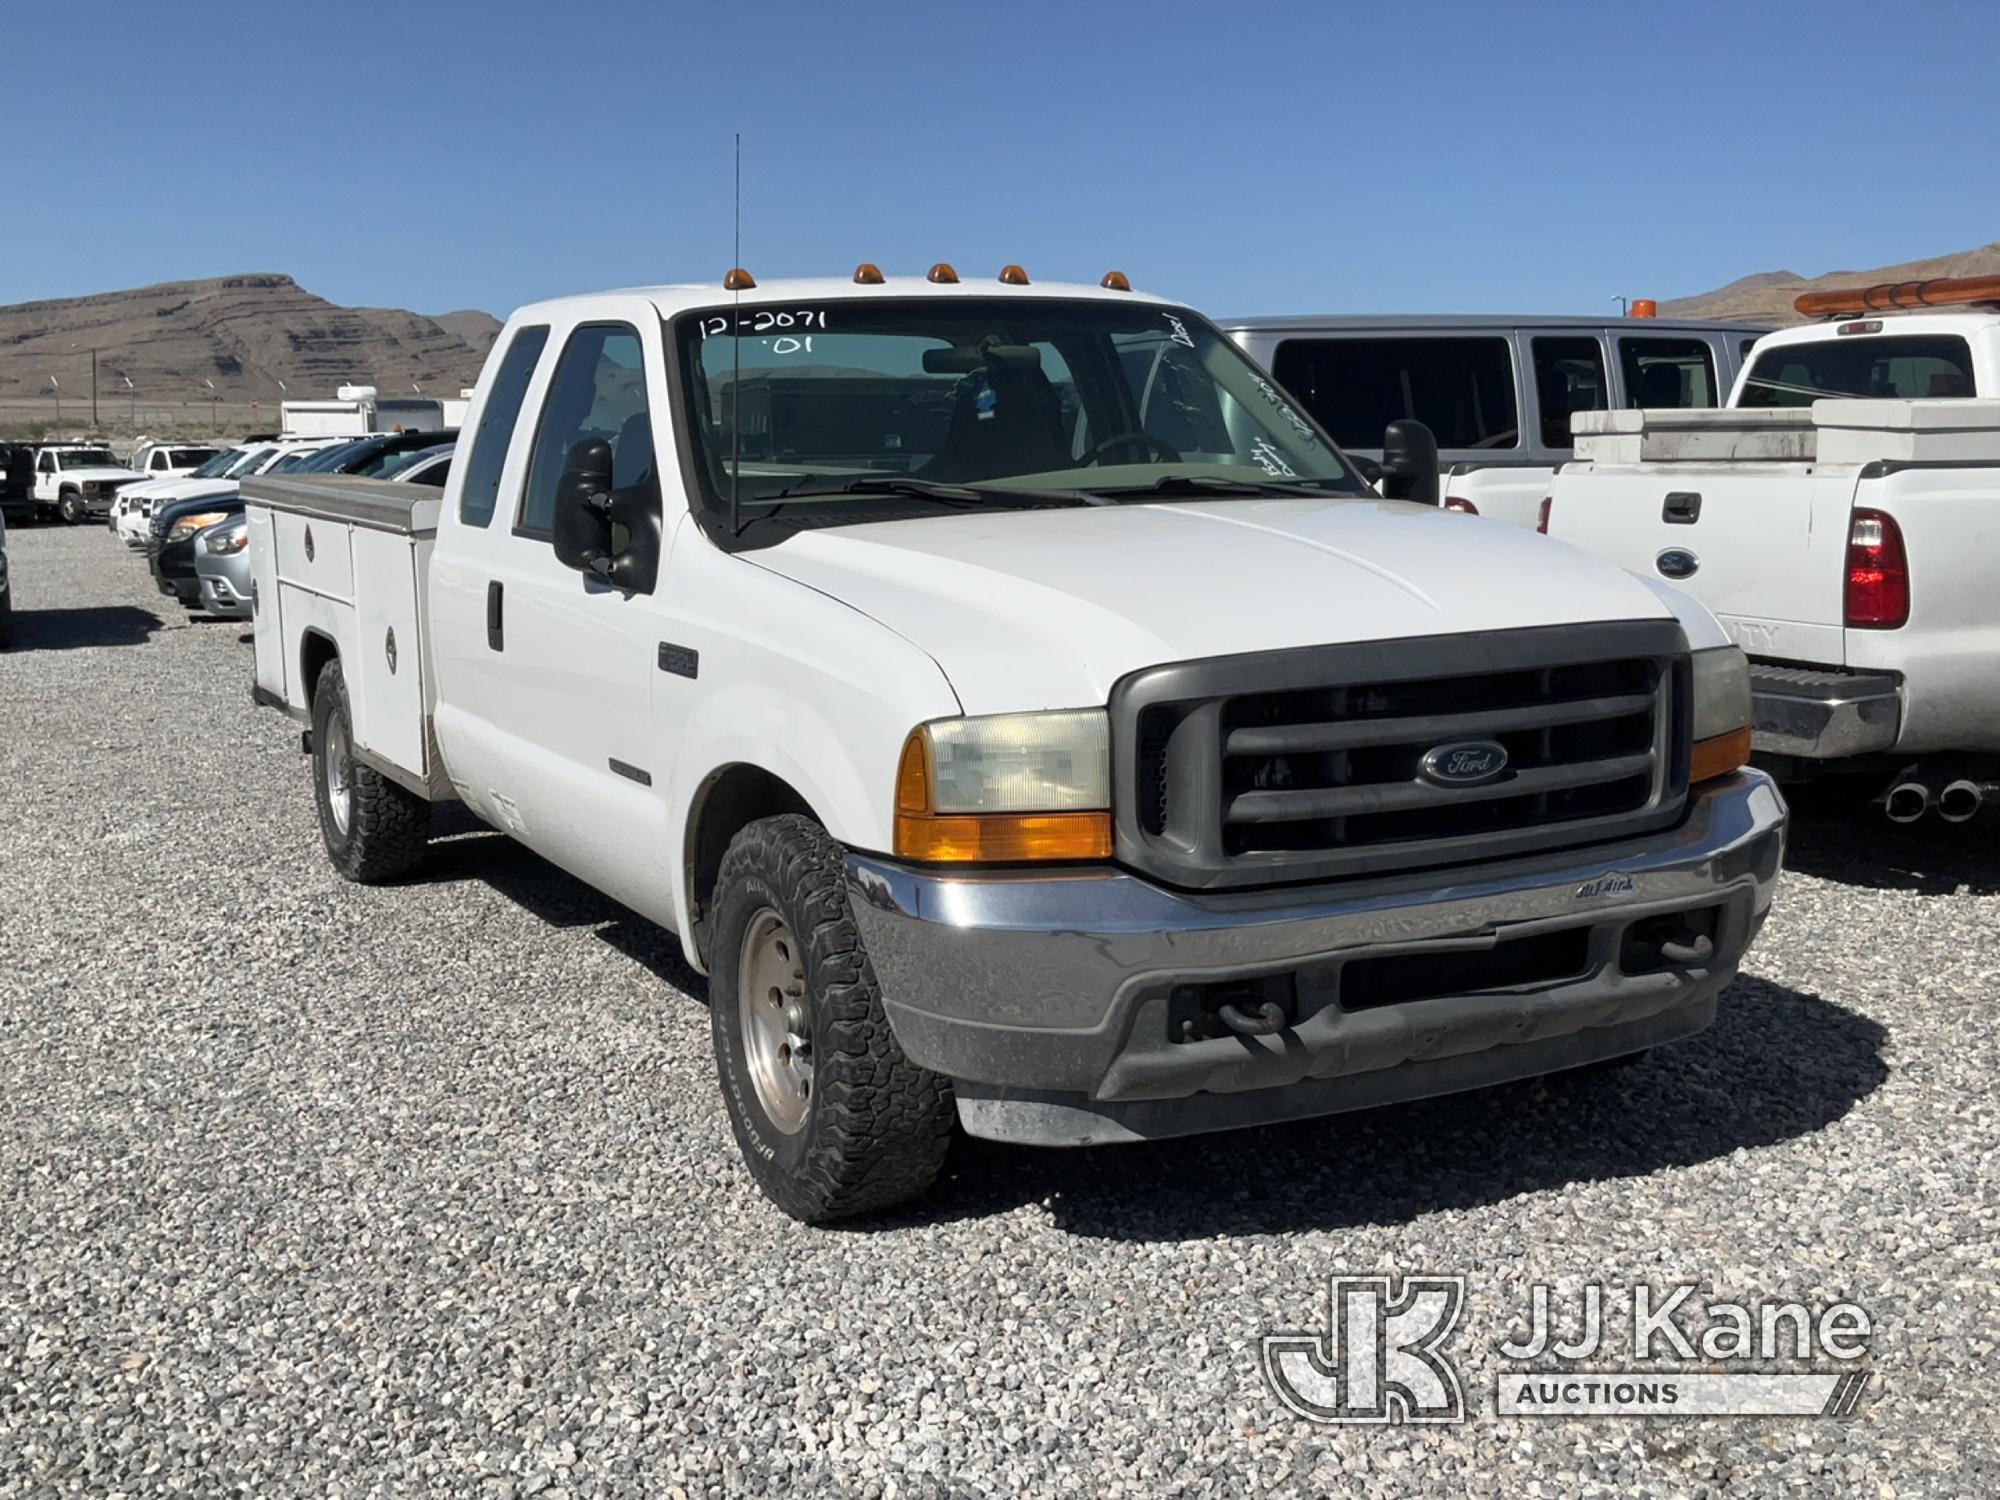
[8,0,1997,321]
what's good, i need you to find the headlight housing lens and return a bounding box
[1690,645,1752,782]
[894,709,1113,862]
[167,511,230,543]
[205,526,248,555]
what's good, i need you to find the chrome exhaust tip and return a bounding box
[1937,779,1985,824]
[1884,781,1931,823]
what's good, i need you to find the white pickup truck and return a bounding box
[245,267,1786,1221]
[31,443,148,524]
[1546,278,2000,821]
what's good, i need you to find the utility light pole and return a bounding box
[50,374,61,428]
[91,347,99,428]
[204,378,217,430]
[1613,295,1631,317]
[123,374,135,428]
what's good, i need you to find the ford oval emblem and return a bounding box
[1656,547,1698,580]
[1420,739,1509,787]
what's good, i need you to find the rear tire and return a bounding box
[310,658,430,882]
[0,590,13,650]
[708,813,954,1222]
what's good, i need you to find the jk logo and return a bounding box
[1262,1275,1466,1424]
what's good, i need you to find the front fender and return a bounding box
[658,530,962,962]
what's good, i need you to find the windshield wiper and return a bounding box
[1087,474,1353,501]
[751,474,1109,520]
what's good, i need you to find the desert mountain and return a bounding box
[0,274,498,405]
[1663,242,2000,326]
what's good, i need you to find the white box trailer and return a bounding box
[279,385,457,438]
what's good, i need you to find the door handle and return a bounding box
[486,580,504,651]
[1662,490,1702,524]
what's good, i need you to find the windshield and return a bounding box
[673,297,1362,529]
[191,449,242,478]
[224,448,272,477]
[168,448,216,467]
[300,440,369,473]
[60,449,118,468]
[1739,333,1976,406]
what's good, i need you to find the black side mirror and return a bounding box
[552,438,614,573]
[1379,419,1440,507]
[551,437,663,594]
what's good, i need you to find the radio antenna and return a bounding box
[729,132,744,537]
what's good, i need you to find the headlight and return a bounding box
[82,481,100,494]
[205,526,248,555]
[1690,645,1752,782]
[894,709,1113,862]
[166,511,230,543]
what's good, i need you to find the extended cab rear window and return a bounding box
[1270,337,1519,451]
[458,324,550,527]
[1738,333,1976,406]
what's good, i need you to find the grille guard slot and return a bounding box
[1111,620,1693,890]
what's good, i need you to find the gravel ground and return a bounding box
[1,521,1996,1498]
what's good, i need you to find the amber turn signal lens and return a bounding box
[1691,725,1752,784]
[895,811,1114,863]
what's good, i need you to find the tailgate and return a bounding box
[1547,462,1855,665]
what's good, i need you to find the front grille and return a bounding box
[1113,621,1691,889]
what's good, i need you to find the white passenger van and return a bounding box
[1224,314,1766,528]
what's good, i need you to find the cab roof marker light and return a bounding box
[998,264,1030,286]
[926,263,960,285]
[1100,270,1132,291]
[852,263,885,285]
[722,267,756,290]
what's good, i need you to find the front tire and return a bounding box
[310,658,430,881]
[57,490,81,525]
[708,814,954,1222]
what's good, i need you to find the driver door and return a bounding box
[436,305,676,922]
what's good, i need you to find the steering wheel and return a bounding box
[1084,431,1182,465]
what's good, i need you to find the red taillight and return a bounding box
[1845,508,1908,628]
[1443,495,1478,515]
[1535,497,1553,534]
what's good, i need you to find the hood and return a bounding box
[65,466,145,484]
[750,498,1684,713]
[131,476,239,502]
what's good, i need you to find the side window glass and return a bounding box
[38,452,54,474]
[1270,337,1518,450]
[457,324,550,527]
[1619,337,1717,409]
[1530,337,1607,449]
[518,324,651,539]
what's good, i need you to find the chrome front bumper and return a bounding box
[844,771,1788,1145]
[1751,663,1901,759]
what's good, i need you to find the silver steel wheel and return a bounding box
[323,711,353,837]
[738,908,813,1135]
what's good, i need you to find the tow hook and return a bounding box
[1218,999,1289,1037]
[1658,934,1715,965]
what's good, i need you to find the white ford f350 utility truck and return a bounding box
[245,265,1785,1221]
[1546,273,2000,822]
